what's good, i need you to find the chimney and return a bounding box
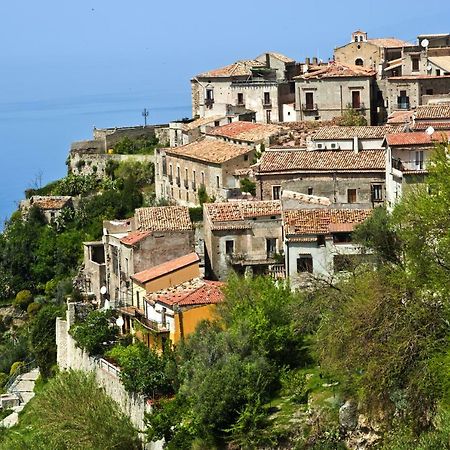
[265,53,270,68]
[305,57,310,65]
[312,57,318,65]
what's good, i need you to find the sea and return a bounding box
[0,89,191,230]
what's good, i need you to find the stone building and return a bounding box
[385,131,448,208]
[283,208,372,286]
[155,139,256,207]
[99,207,194,308]
[169,116,226,148]
[191,52,300,123]
[20,195,73,223]
[81,241,106,303]
[254,147,386,207]
[203,200,283,280]
[294,62,377,123]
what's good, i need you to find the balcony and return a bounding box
[302,103,318,112]
[397,101,410,110]
[262,101,272,108]
[352,102,365,110]
[135,310,169,333]
[204,98,214,109]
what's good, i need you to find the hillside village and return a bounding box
[1,29,450,449]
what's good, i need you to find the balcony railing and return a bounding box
[302,103,318,111]
[352,102,365,110]
[397,101,410,110]
[204,98,214,108]
[263,101,272,108]
[135,310,170,333]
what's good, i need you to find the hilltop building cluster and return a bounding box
[31,30,450,349]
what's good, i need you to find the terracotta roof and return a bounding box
[415,104,450,120]
[205,200,281,226]
[313,125,403,140]
[257,52,295,63]
[120,230,151,246]
[412,121,450,131]
[385,132,449,146]
[389,75,450,80]
[257,150,385,173]
[283,209,372,236]
[131,253,200,284]
[207,121,283,142]
[296,62,376,80]
[134,207,192,231]
[182,115,224,132]
[166,139,253,164]
[196,60,265,78]
[30,196,72,210]
[428,56,450,72]
[387,110,414,124]
[367,38,411,48]
[148,279,225,308]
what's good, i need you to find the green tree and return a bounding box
[336,107,368,126]
[240,177,256,196]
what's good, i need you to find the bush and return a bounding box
[13,290,33,311]
[240,177,256,196]
[27,302,42,316]
[9,361,24,376]
[189,207,203,223]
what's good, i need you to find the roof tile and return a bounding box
[313,125,403,140]
[296,62,376,80]
[207,121,283,142]
[415,104,450,120]
[134,206,192,232]
[196,60,265,78]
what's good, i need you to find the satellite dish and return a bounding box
[421,39,429,48]
[116,317,124,327]
[100,286,107,295]
[426,126,435,135]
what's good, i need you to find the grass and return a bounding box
[0,370,141,450]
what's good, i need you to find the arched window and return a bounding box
[355,58,364,66]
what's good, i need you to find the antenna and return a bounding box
[421,39,429,48]
[425,126,435,135]
[142,108,149,126]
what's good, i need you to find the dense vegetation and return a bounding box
[0,370,141,449]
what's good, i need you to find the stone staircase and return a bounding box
[0,368,40,428]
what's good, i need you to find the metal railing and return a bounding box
[97,357,121,378]
[302,103,318,111]
[397,101,410,110]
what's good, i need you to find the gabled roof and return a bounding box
[134,207,192,232]
[367,38,411,48]
[148,279,225,308]
[283,209,372,236]
[256,52,295,63]
[257,150,385,173]
[196,59,265,78]
[385,132,448,146]
[207,121,283,142]
[120,230,152,246]
[313,125,403,140]
[131,253,200,284]
[29,196,72,210]
[415,104,450,120]
[387,110,414,124]
[166,139,253,164]
[205,200,281,229]
[412,121,450,131]
[295,62,376,80]
[427,56,450,73]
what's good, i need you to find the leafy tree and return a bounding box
[335,107,367,126]
[13,290,34,311]
[240,177,256,196]
[114,160,154,188]
[197,184,213,205]
[70,310,118,355]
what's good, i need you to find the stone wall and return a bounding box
[56,305,163,449]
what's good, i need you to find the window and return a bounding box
[355,58,364,66]
[216,175,220,188]
[225,240,234,255]
[333,233,352,244]
[228,117,233,124]
[156,163,159,176]
[263,92,271,105]
[244,154,249,161]
[186,191,189,201]
[185,168,188,182]
[305,92,314,109]
[111,246,119,275]
[372,184,383,202]
[307,187,313,195]
[415,150,424,170]
[266,238,277,257]
[201,172,205,185]
[436,69,441,76]
[266,109,271,123]
[426,89,434,95]
[297,255,313,273]
[352,90,361,109]
[206,88,214,100]
[347,188,357,203]
[412,57,420,72]
[317,235,326,246]
[136,290,140,310]
[272,185,281,200]
[214,120,220,127]
[237,93,244,105]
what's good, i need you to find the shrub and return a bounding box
[240,177,256,196]
[189,207,203,222]
[13,290,33,311]
[9,361,24,376]
[27,302,42,316]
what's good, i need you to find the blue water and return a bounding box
[0,88,191,228]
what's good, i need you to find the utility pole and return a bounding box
[142,108,149,127]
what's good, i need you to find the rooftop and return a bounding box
[256,52,295,63]
[182,115,224,132]
[415,104,450,120]
[207,121,283,142]
[196,59,265,78]
[134,206,192,232]
[29,196,72,210]
[367,37,411,48]
[296,62,376,80]
[385,132,449,146]
[147,279,225,308]
[257,150,385,173]
[313,125,404,140]
[412,121,450,131]
[283,208,372,236]
[131,253,200,284]
[120,230,152,246]
[387,110,414,124]
[205,200,282,227]
[166,139,253,164]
